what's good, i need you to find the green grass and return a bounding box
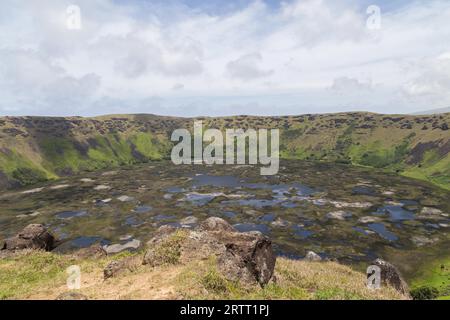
[403,152,450,190]
[0,149,54,186]
[0,251,70,299]
[177,257,405,300]
[130,133,170,160]
[410,256,450,299]
[0,251,408,300]
[144,229,189,266]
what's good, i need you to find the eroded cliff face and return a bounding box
[0,112,449,189]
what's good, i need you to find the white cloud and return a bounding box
[226,53,274,80]
[331,77,373,93]
[172,83,185,91]
[1,0,450,116]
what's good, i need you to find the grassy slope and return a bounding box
[409,256,450,300]
[0,112,449,189]
[0,250,406,300]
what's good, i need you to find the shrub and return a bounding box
[410,286,439,300]
[12,167,47,186]
[201,270,228,294]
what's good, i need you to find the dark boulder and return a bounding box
[217,230,276,286]
[2,224,55,251]
[372,258,410,296]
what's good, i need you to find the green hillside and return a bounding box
[0,112,449,190]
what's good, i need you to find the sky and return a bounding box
[1,0,450,117]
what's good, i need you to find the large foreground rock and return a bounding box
[143,217,276,286]
[2,224,55,251]
[372,258,410,296]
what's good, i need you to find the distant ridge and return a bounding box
[0,112,449,190]
[413,107,450,115]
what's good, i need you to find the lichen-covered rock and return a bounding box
[2,224,55,251]
[372,258,410,296]
[143,217,276,286]
[198,217,236,232]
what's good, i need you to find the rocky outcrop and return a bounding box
[1,224,55,251]
[143,217,276,286]
[372,258,410,296]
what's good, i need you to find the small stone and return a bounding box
[411,236,436,247]
[117,195,134,202]
[16,211,40,219]
[180,216,198,225]
[22,187,44,194]
[119,235,133,241]
[420,207,443,215]
[50,184,70,190]
[244,209,261,217]
[305,251,322,261]
[101,171,117,176]
[271,218,289,228]
[80,178,94,183]
[359,216,380,224]
[94,185,110,191]
[103,239,141,255]
[198,217,236,232]
[331,201,372,208]
[385,201,403,206]
[326,211,351,220]
[312,199,328,206]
